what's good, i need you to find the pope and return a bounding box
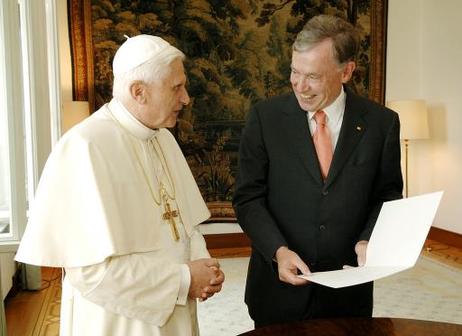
[15,35,225,336]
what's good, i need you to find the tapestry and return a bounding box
[69,0,387,221]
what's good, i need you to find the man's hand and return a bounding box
[275,246,310,286]
[355,240,368,266]
[187,258,225,301]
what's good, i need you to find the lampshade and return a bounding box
[387,99,429,140]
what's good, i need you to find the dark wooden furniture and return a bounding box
[238,317,462,336]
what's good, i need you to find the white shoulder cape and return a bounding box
[15,104,210,267]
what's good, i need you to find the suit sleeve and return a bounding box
[65,251,191,327]
[359,111,403,241]
[233,106,288,265]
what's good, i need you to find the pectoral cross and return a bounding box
[161,186,180,241]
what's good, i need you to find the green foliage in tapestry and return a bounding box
[90,0,373,202]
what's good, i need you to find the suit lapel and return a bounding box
[324,89,367,188]
[283,94,323,185]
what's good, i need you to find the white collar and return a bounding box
[108,98,159,141]
[308,87,346,124]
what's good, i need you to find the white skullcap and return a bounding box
[112,35,180,76]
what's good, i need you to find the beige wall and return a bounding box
[387,0,462,234]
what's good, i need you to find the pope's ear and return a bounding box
[129,81,147,104]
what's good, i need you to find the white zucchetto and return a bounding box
[112,35,180,76]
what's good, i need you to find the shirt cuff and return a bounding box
[176,264,191,305]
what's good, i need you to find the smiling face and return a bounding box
[133,58,190,129]
[290,39,355,112]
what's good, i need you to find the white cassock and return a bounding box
[15,99,211,335]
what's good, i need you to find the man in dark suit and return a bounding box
[233,14,403,327]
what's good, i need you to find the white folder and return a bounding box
[299,191,444,288]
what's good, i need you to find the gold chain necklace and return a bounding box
[107,109,176,205]
[126,136,177,207]
[132,139,163,205]
[145,138,180,241]
[150,138,176,201]
[108,107,181,241]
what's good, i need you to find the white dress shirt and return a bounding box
[307,88,346,150]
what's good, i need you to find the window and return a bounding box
[0,0,60,250]
[0,0,26,245]
[0,74,10,236]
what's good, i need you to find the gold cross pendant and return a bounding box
[162,202,179,241]
[161,188,180,241]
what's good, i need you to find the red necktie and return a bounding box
[313,110,333,180]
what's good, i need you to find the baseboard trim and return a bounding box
[203,227,462,258]
[204,232,251,258]
[428,227,462,249]
[204,232,250,249]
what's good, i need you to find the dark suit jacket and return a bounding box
[233,87,403,326]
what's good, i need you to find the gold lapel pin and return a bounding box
[356,126,362,131]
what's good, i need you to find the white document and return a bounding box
[299,191,444,288]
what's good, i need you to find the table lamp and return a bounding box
[387,100,429,197]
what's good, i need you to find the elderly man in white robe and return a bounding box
[15,35,225,336]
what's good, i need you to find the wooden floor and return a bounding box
[5,267,61,336]
[4,239,462,336]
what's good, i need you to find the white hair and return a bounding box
[112,48,185,102]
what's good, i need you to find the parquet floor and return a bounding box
[4,239,462,336]
[5,267,61,336]
[422,239,462,270]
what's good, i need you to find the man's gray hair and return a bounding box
[112,48,185,101]
[293,14,360,65]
